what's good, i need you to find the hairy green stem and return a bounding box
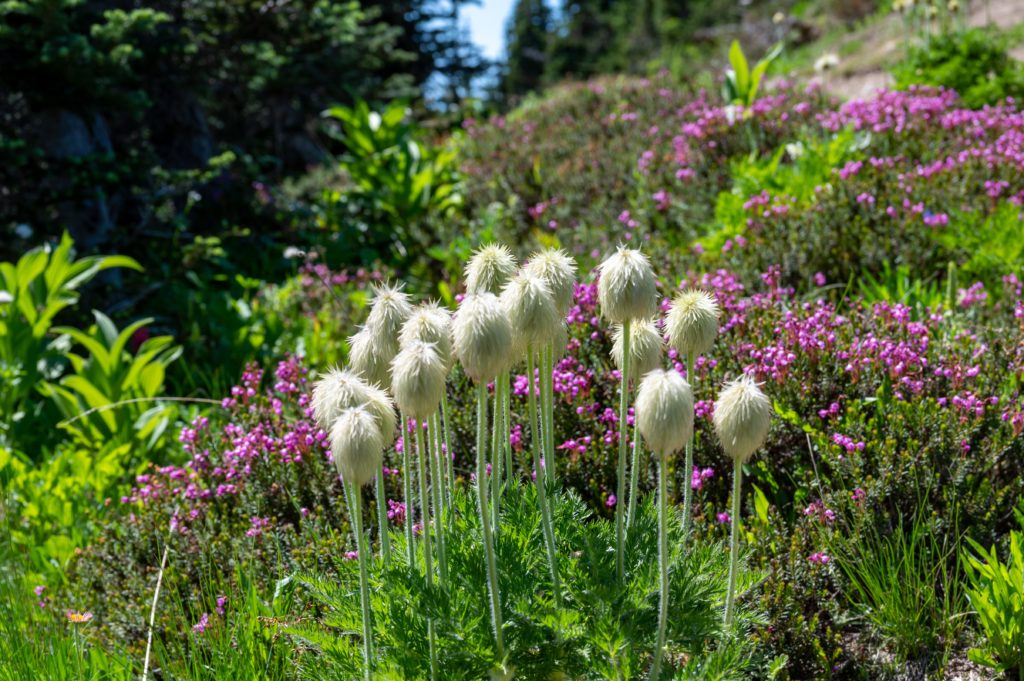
[616,319,632,582]
[491,383,502,532]
[400,412,416,568]
[416,425,439,680]
[348,482,374,680]
[441,393,454,511]
[527,346,562,609]
[375,461,391,566]
[429,413,449,586]
[651,454,669,680]
[543,343,556,485]
[476,382,505,659]
[681,352,695,537]
[724,458,744,627]
[502,371,513,484]
[626,424,642,530]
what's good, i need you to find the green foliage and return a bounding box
[40,311,181,455]
[321,100,463,263]
[0,232,141,457]
[827,512,965,662]
[932,202,1024,287]
[858,261,947,314]
[892,28,1024,109]
[723,41,783,111]
[288,486,763,679]
[963,506,1024,676]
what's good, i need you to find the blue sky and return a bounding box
[464,0,515,60]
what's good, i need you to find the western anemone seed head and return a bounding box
[666,289,721,357]
[636,369,694,457]
[452,292,513,383]
[391,340,447,420]
[524,248,577,316]
[713,374,772,463]
[465,244,518,295]
[311,368,397,447]
[500,271,561,348]
[366,282,413,339]
[330,406,385,487]
[597,246,658,323]
[611,319,664,381]
[399,302,453,369]
[348,324,397,390]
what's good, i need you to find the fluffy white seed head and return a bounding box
[597,246,658,323]
[713,374,772,463]
[636,369,694,457]
[524,248,577,316]
[501,271,562,349]
[391,340,447,420]
[330,406,385,487]
[399,302,453,369]
[366,282,413,339]
[666,289,721,357]
[611,318,664,381]
[311,368,397,447]
[348,324,397,390]
[551,322,569,361]
[465,244,518,295]
[453,292,513,383]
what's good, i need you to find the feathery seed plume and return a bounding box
[636,369,694,457]
[713,374,772,463]
[597,246,658,323]
[399,302,453,369]
[666,289,721,356]
[524,248,577,316]
[349,324,397,390]
[611,319,664,381]
[331,406,385,487]
[311,368,397,447]
[391,340,448,420]
[366,282,413,339]
[453,292,513,383]
[465,244,518,295]
[500,271,562,348]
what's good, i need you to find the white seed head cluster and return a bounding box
[366,282,414,339]
[713,374,772,463]
[465,244,518,295]
[636,369,694,457]
[666,289,721,357]
[453,292,513,383]
[501,271,562,348]
[597,246,658,323]
[524,248,577,316]
[311,368,397,447]
[348,324,397,390]
[399,302,453,369]
[330,406,385,487]
[391,340,447,420]
[611,319,664,382]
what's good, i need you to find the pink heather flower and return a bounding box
[606,494,617,508]
[34,585,45,597]
[808,552,831,565]
[717,512,731,524]
[691,467,714,490]
[216,596,227,616]
[851,487,866,503]
[387,499,406,525]
[344,551,359,561]
[192,612,210,634]
[813,272,826,287]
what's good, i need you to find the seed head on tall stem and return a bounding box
[714,374,771,627]
[636,369,693,680]
[598,245,658,582]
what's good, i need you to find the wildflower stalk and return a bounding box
[415,424,439,679]
[429,414,449,585]
[615,319,632,581]
[651,453,670,680]
[502,372,513,482]
[476,382,505,658]
[724,458,743,627]
[347,481,374,680]
[375,462,391,565]
[543,343,556,484]
[681,351,695,536]
[491,384,502,531]
[626,425,642,530]
[400,413,416,567]
[527,345,562,608]
[441,393,454,510]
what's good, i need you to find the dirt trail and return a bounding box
[816,0,1024,101]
